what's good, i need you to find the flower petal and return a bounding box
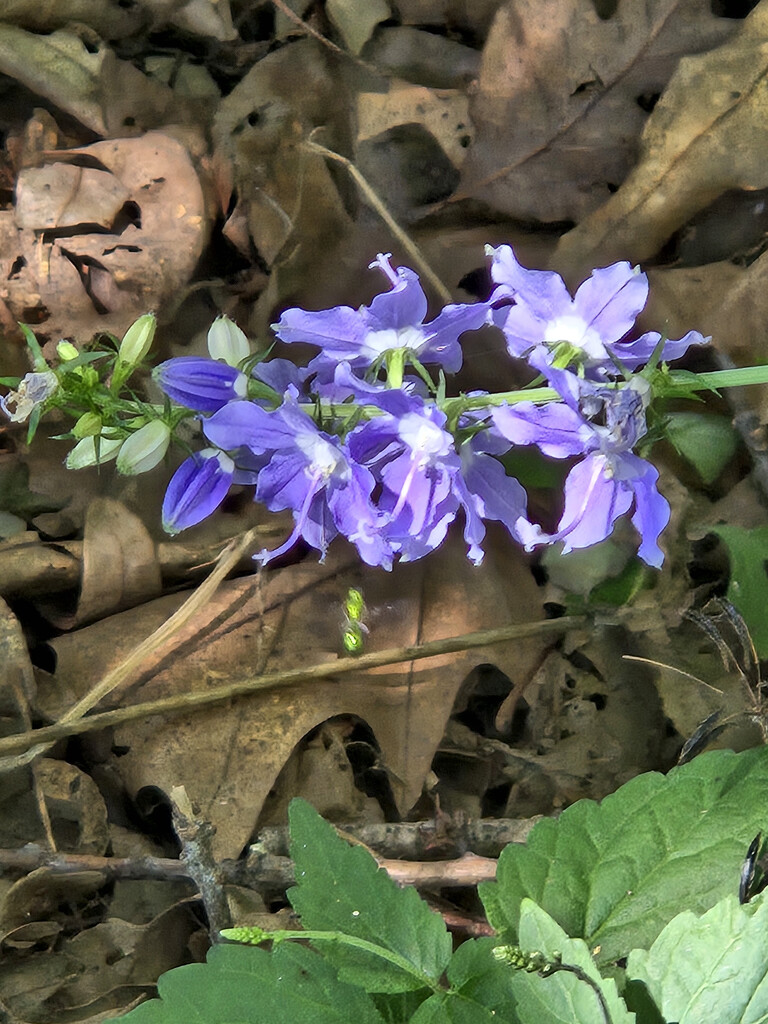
[572,262,648,344]
[162,450,234,534]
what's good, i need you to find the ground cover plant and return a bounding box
[3,2,768,1023]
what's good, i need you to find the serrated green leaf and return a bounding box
[116,942,386,1024]
[288,799,451,992]
[504,900,634,1024]
[479,747,768,965]
[421,938,524,1024]
[411,992,504,1024]
[665,411,738,485]
[627,892,768,1023]
[709,524,768,658]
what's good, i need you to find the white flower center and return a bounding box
[398,413,451,466]
[296,431,348,482]
[364,325,426,358]
[544,314,605,361]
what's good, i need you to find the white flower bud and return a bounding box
[118,313,156,365]
[207,315,250,366]
[116,420,171,475]
[66,434,123,469]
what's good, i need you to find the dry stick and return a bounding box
[302,136,454,306]
[0,843,498,891]
[170,785,231,938]
[0,616,584,761]
[0,529,261,772]
[270,0,381,75]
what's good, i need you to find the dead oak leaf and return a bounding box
[554,2,768,276]
[1,132,208,340]
[461,0,735,224]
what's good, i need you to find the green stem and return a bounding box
[665,366,768,391]
[223,927,444,993]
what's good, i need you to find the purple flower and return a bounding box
[347,393,463,562]
[492,373,670,567]
[203,393,393,568]
[455,437,535,563]
[162,449,235,534]
[153,357,248,412]
[272,253,489,377]
[488,245,708,379]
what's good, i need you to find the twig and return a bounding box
[0,616,584,761]
[0,843,498,891]
[303,135,454,305]
[270,0,381,75]
[170,786,231,939]
[251,814,540,859]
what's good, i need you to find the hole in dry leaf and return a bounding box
[711,0,760,16]
[112,199,142,232]
[7,255,25,279]
[22,303,49,324]
[586,693,607,711]
[591,0,619,16]
[60,250,110,315]
[29,643,56,674]
[636,92,660,113]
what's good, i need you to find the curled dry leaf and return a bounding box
[460,0,735,224]
[1,131,208,340]
[554,3,768,275]
[0,595,36,708]
[36,533,546,859]
[37,498,162,630]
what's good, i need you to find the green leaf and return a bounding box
[479,747,768,964]
[288,799,452,992]
[708,524,768,658]
[116,942,386,1024]
[410,938,522,1023]
[627,892,768,1023]
[503,900,634,1024]
[665,411,738,484]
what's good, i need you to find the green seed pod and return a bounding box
[73,412,103,438]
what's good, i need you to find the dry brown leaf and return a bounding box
[0,595,36,708]
[213,38,356,320]
[37,533,546,858]
[0,131,208,340]
[357,80,473,169]
[0,0,140,36]
[37,498,162,630]
[554,3,768,275]
[460,0,734,224]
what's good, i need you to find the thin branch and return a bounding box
[0,843,498,890]
[270,0,380,75]
[303,135,454,305]
[0,616,584,762]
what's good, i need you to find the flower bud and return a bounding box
[72,412,103,438]
[57,341,79,361]
[116,420,171,475]
[118,313,156,365]
[162,448,234,534]
[207,315,250,366]
[66,434,122,469]
[153,357,248,412]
